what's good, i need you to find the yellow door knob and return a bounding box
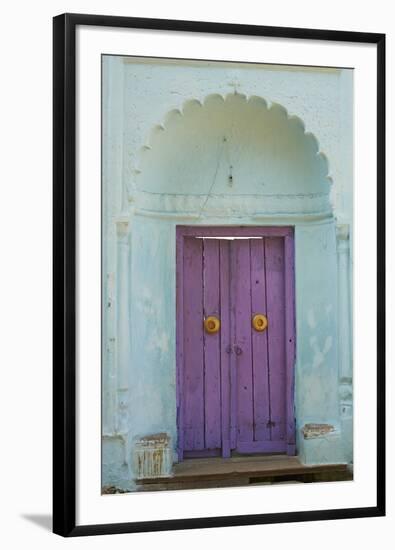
[204,316,221,334]
[252,314,268,332]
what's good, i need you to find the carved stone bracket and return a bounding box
[116,214,130,240]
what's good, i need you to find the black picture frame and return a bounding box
[53,13,386,537]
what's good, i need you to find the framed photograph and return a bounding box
[53,13,385,536]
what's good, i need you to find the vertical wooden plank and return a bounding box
[229,242,237,450]
[175,230,184,460]
[233,239,254,445]
[220,240,231,457]
[284,234,296,454]
[203,239,221,450]
[183,237,204,450]
[265,237,286,442]
[250,239,271,442]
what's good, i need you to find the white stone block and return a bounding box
[133,433,173,479]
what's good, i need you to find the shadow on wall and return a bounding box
[134,93,331,204]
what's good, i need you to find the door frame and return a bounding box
[176,226,296,461]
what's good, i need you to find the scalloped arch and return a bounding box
[134,92,331,202]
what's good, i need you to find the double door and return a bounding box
[177,228,295,459]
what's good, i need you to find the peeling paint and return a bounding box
[148,331,170,355]
[307,309,317,329]
[302,423,335,439]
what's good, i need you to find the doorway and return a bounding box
[176,226,296,460]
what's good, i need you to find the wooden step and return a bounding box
[136,454,351,491]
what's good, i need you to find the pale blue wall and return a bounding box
[295,221,344,464]
[129,216,177,442]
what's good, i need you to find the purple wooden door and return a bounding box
[178,230,295,459]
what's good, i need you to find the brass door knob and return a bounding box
[204,316,220,334]
[252,314,268,332]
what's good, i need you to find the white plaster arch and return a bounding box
[131,93,333,218]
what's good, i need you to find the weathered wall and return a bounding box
[102,56,353,489]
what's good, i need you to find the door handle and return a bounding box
[252,314,268,332]
[204,316,221,334]
[234,345,243,355]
